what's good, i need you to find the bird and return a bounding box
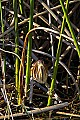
[30,60,48,85]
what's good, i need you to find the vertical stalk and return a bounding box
[77,58,80,99]
[19,0,23,14]
[25,0,34,95]
[0,0,6,87]
[0,0,4,34]
[47,0,69,106]
[59,0,80,58]
[47,0,54,65]
[13,0,19,104]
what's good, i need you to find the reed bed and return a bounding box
[0,0,80,119]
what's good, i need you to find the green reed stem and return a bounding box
[19,0,23,14]
[25,0,34,94]
[47,0,69,106]
[13,0,20,104]
[59,0,80,58]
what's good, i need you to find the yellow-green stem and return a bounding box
[26,0,34,94]
[19,0,23,14]
[47,0,69,106]
[59,0,80,58]
[13,0,20,104]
